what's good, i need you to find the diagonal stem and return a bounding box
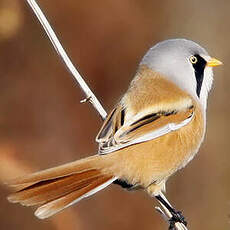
[25,0,107,120]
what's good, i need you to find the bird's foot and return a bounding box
[168,209,187,230]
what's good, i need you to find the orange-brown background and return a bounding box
[0,0,229,229]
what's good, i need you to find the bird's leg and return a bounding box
[155,192,187,229]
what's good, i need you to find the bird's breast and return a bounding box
[101,103,205,188]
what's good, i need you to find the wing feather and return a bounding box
[96,103,194,154]
[96,67,196,155]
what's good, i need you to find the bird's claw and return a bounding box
[168,210,187,230]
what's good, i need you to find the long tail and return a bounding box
[6,155,116,219]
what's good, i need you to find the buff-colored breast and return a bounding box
[99,66,205,190]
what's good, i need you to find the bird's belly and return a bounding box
[101,111,204,188]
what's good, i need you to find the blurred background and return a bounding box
[0,0,229,229]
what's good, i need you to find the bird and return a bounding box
[6,38,222,226]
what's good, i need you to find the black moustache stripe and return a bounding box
[192,54,207,97]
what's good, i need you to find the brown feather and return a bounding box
[34,175,113,219]
[6,155,100,189]
[7,155,116,218]
[8,169,101,206]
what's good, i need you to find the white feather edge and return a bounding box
[99,112,194,154]
[35,177,117,219]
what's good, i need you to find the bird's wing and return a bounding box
[96,102,194,155]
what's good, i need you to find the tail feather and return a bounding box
[7,155,117,218]
[7,156,98,189]
[8,169,101,206]
[35,176,115,219]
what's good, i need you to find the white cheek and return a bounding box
[203,67,213,92]
[199,67,213,111]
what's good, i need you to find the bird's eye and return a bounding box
[189,56,198,64]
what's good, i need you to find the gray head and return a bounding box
[140,39,222,110]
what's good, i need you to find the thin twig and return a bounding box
[26,0,107,120]
[25,1,189,229]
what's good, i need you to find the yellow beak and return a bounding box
[207,58,223,67]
